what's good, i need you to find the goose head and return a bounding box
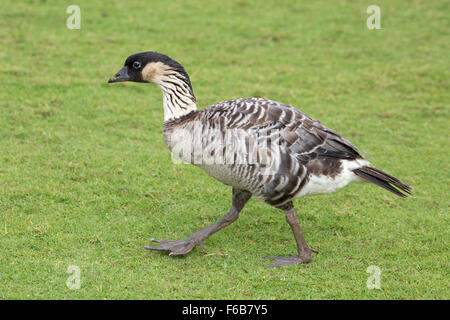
[108,51,197,121]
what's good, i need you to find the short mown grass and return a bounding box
[0,0,448,299]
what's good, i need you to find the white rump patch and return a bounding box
[296,159,370,197]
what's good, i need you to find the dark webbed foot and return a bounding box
[142,237,204,256]
[262,205,318,267]
[263,248,318,267]
[143,189,252,258]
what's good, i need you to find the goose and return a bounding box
[108,51,411,266]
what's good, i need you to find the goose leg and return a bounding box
[264,204,318,267]
[143,188,252,256]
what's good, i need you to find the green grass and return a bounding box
[0,0,448,299]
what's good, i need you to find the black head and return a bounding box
[108,51,191,88]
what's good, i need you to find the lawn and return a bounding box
[0,0,448,299]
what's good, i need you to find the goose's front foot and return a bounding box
[142,237,205,256]
[263,248,318,267]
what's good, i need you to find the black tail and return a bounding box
[353,166,412,198]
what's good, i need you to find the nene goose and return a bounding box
[108,51,411,266]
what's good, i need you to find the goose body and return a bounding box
[164,97,371,208]
[109,51,411,266]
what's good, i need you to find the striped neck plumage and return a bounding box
[158,75,197,122]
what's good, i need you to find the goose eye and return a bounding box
[133,61,141,69]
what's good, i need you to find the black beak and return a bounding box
[108,66,130,83]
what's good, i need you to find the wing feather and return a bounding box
[203,98,368,164]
